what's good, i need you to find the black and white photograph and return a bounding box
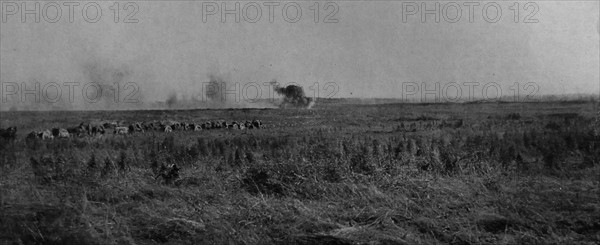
[0,0,599,244]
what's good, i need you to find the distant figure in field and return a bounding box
[67,126,86,137]
[52,128,70,138]
[39,130,54,140]
[161,125,173,133]
[129,122,144,133]
[80,122,105,136]
[114,127,129,135]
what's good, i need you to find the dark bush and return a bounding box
[242,166,284,196]
[506,113,521,120]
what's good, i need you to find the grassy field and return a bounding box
[1,101,599,244]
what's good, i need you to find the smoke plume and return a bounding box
[205,74,226,102]
[271,80,315,109]
[158,74,276,109]
[81,61,134,110]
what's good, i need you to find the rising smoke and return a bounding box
[0,56,306,111]
[159,74,277,109]
[165,92,179,108]
[271,80,316,109]
[81,61,134,110]
[205,74,225,102]
[0,59,142,111]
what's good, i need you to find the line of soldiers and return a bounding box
[26,122,103,140]
[22,119,265,140]
[114,119,265,134]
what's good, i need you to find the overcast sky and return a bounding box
[1,1,598,105]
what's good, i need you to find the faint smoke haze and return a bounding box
[162,74,277,109]
[0,1,598,110]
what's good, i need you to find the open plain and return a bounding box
[1,100,599,244]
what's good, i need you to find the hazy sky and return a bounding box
[1,0,598,105]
